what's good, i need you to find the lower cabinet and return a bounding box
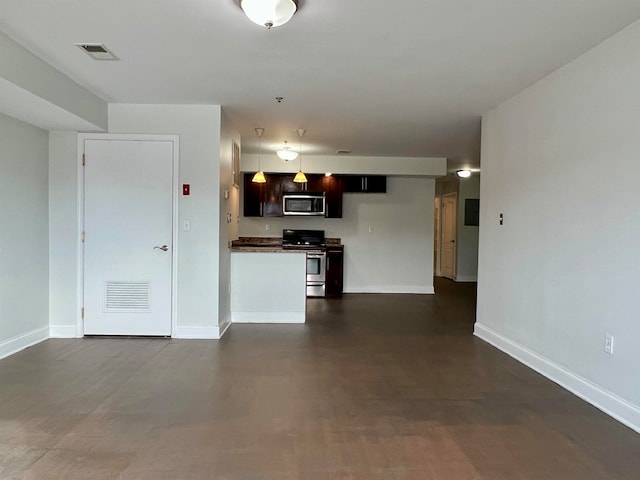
[326,246,344,297]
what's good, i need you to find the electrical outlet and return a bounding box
[604,333,614,355]
[265,224,271,231]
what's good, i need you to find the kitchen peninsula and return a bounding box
[229,232,343,324]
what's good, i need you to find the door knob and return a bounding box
[154,245,169,251]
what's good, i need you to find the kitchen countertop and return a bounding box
[230,236,342,253]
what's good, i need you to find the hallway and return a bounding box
[1,279,638,479]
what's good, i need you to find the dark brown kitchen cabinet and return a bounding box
[243,173,344,218]
[308,175,344,218]
[243,173,301,217]
[325,246,344,297]
[342,175,386,193]
[243,173,265,217]
[263,174,288,217]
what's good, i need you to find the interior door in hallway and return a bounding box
[441,192,457,279]
[83,139,174,336]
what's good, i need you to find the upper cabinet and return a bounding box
[243,173,297,217]
[243,174,265,217]
[342,175,387,193]
[243,173,386,218]
[308,175,344,218]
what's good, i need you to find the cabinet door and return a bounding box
[322,176,344,218]
[365,175,386,193]
[306,174,323,193]
[342,175,386,193]
[243,173,265,217]
[306,175,343,218]
[342,175,364,193]
[263,174,285,217]
[326,247,344,297]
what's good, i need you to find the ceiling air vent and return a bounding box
[75,43,118,61]
[336,150,352,155]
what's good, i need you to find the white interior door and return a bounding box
[441,193,457,279]
[83,139,174,336]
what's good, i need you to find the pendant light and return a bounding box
[251,128,266,183]
[277,141,298,161]
[293,128,307,183]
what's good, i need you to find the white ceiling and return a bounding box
[2,0,640,171]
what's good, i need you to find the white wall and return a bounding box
[240,176,435,294]
[109,104,223,337]
[0,31,107,131]
[476,20,640,432]
[218,109,240,334]
[456,175,480,282]
[0,113,49,358]
[47,104,228,338]
[242,154,446,177]
[48,132,79,337]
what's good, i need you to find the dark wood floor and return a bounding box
[1,278,639,479]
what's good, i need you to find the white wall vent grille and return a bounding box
[104,281,150,311]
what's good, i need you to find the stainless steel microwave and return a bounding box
[282,193,326,216]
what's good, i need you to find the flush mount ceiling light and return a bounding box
[293,128,308,183]
[277,141,298,161]
[252,128,267,183]
[240,0,298,29]
[456,169,472,178]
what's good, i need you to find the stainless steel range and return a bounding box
[282,229,326,297]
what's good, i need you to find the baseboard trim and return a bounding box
[218,321,231,338]
[474,323,640,434]
[344,286,435,294]
[455,275,477,282]
[231,311,305,323]
[50,325,79,338]
[173,325,224,339]
[0,327,49,361]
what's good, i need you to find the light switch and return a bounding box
[183,220,191,231]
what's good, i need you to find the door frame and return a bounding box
[76,133,180,337]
